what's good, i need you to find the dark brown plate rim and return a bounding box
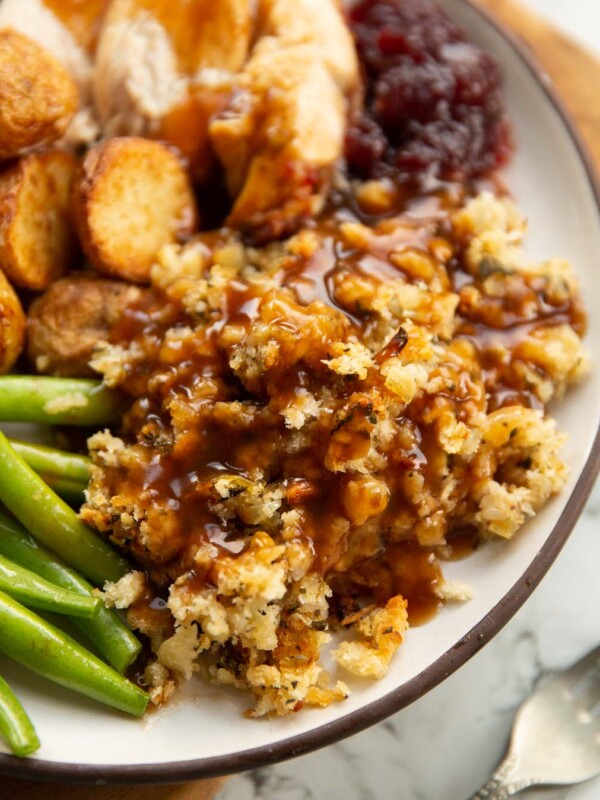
[2,0,600,786]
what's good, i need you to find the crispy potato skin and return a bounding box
[72,137,199,283]
[0,150,78,291]
[0,28,78,160]
[27,274,148,377]
[0,267,25,374]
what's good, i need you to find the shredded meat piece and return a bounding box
[92,0,253,178]
[211,0,360,239]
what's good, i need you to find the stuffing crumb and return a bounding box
[453,192,526,273]
[157,624,200,680]
[381,361,429,404]
[43,392,87,414]
[100,571,146,609]
[324,341,374,380]
[332,596,409,679]
[90,341,145,388]
[86,431,126,467]
[143,661,176,706]
[280,389,321,429]
[435,580,474,603]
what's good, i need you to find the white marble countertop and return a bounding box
[218,3,600,799]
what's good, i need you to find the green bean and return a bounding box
[8,441,90,506]
[9,441,91,484]
[0,377,122,426]
[0,512,141,673]
[0,432,129,585]
[0,554,101,619]
[37,476,86,508]
[0,674,39,757]
[0,591,148,717]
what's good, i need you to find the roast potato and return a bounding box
[72,137,199,283]
[27,274,148,377]
[0,266,25,374]
[0,0,108,148]
[0,150,78,291]
[0,28,78,160]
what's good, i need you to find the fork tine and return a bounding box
[559,644,600,690]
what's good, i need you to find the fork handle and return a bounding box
[466,756,537,799]
[467,779,537,799]
[467,776,513,799]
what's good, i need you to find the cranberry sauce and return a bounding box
[345,0,512,184]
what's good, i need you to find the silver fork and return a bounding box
[467,644,600,799]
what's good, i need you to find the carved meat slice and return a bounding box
[210,0,360,239]
[210,42,348,239]
[257,0,358,92]
[93,0,254,176]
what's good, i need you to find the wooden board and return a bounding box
[5,2,600,798]
[475,0,600,172]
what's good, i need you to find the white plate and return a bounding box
[1,0,599,783]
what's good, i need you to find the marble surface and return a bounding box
[217,4,600,799]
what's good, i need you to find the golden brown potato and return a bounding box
[72,137,199,283]
[0,0,107,148]
[27,274,148,377]
[0,28,78,160]
[0,150,78,291]
[0,267,25,374]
